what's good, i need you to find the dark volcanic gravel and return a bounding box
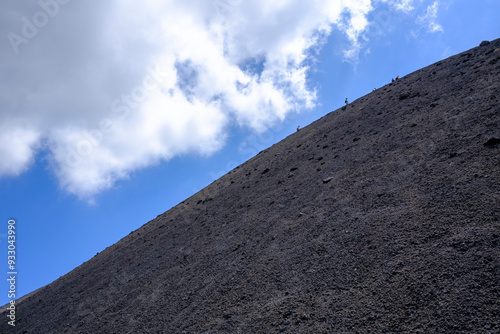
[2,39,500,333]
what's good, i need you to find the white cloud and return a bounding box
[381,0,415,13]
[0,122,40,177]
[0,0,414,199]
[418,1,444,33]
[335,0,373,63]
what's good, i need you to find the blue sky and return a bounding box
[0,0,499,305]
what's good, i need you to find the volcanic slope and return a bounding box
[4,39,500,333]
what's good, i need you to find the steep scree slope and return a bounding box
[3,39,500,333]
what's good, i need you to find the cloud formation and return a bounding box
[0,0,420,199]
[382,0,415,13]
[418,1,444,33]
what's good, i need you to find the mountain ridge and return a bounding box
[2,38,500,333]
